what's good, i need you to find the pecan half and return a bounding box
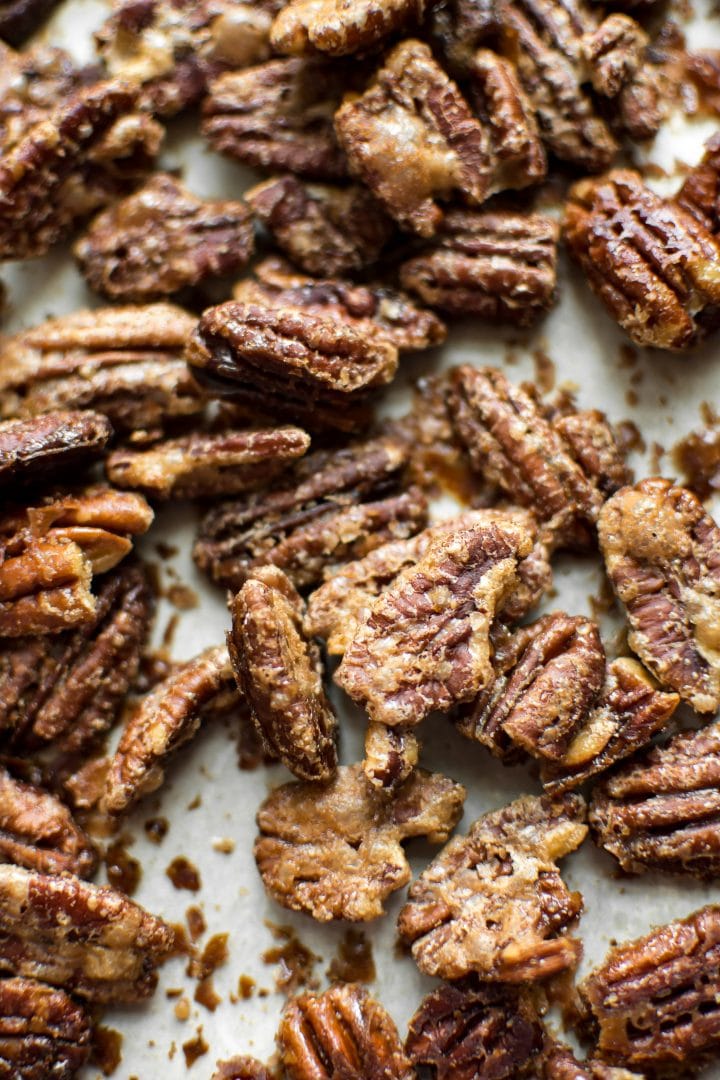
[0,864,175,1002]
[335,40,492,237]
[564,170,720,350]
[397,793,587,982]
[0,0,60,44]
[581,14,662,141]
[246,177,394,277]
[543,1042,642,1079]
[598,478,720,713]
[74,173,254,302]
[0,976,91,1079]
[676,132,720,235]
[278,983,413,1079]
[405,978,544,1079]
[0,537,96,638]
[255,763,465,921]
[0,411,112,493]
[229,566,337,782]
[271,0,425,57]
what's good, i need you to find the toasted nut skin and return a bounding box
[676,131,720,234]
[0,0,61,44]
[278,983,414,1079]
[397,793,587,982]
[271,0,426,57]
[0,975,91,1079]
[0,411,112,493]
[255,763,465,921]
[0,864,175,1002]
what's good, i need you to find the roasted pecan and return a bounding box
[255,763,465,921]
[542,1042,642,1079]
[229,566,337,782]
[278,983,413,1079]
[0,411,112,493]
[0,864,175,1002]
[0,43,82,132]
[400,209,558,323]
[246,177,394,277]
[397,793,587,982]
[103,644,236,815]
[552,410,633,502]
[405,978,544,1079]
[564,170,720,350]
[74,173,254,302]
[581,905,720,1074]
[598,478,720,713]
[582,14,663,141]
[0,0,60,44]
[212,1059,274,1080]
[676,132,720,235]
[0,537,96,638]
[271,0,425,57]
[0,976,91,1079]
[362,722,419,792]
[0,304,202,442]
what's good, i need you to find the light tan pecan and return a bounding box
[0,0,61,44]
[397,793,587,982]
[255,763,465,921]
[676,131,720,235]
[0,976,91,1079]
[0,864,175,1002]
[0,411,112,493]
[271,0,425,57]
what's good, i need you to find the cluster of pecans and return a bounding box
[2,0,720,1077]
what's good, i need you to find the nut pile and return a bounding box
[1,0,720,1077]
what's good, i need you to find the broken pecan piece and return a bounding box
[0,537,96,638]
[676,132,720,235]
[581,14,663,142]
[0,976,91,1078]
[0,864,175,1002]
[598,478,720,713]
[279,983,413,1079]
[397,793,587,982]
[0,411,112,493]
[362,722,419,792]
[255,763,465,921]
[0,0,60,44]
[543,1042,642,1079]
[212,1059,274,1080]
[564,170,720,350]
[271,0,426,57]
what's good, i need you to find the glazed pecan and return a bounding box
[553,409,633,502]
[229,566,337,782]
[0,537,96,638]
[581,14,661,141]
[405,978,544,1080]
[581,905,720,1074]
[0,976,91,1079]
[203,57,352,179]
[598,478,720,713]
[0,864,175,1002]
[103,644,236,815]
[106,426,309,500]
[0,43,81,130]
[362,722,419,791]
[397,793,587,982]
[246,177,394,277]
[0,411,112,493]
[194,435,427,590]
[74,173,254,302]
[543,1042,642,1079]
[271,0,425,57]
[335,40,493,237]
[255,763,465,921]
[564,170,720,350]
[677,131,720,231]
[0,0,60,44]
[278,983,413,1079]
[400,209,558,323]
[0,304,201,443]
[212,1059,274,1080]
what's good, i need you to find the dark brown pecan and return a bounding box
[255,763,465,921]
[335,39,494,237]
[580,14,663,141]
[564,170,720,350]
[103,644,236,815]
[598,478,720,713]
[397,793,587,982]
[405,978,544,1079]
[106,426,309,500]
[212,1058,274,1080]
[271,0,426,57]
[362,722,419,791]
[400,209,558,323]
[278,983,413,1079]
[0,976,91,1079]
[676,132,720,235]
[0,411,112,493]
[229,566,337,782]
[203,57,352,179]
[0,864,175,1002]
[543,1042,642,1079]
[74,173,254,302]
[0,304,201,443]
[246,177,394,277]
[0,43,81,131]
[0,0,60,44]
[581,905,720,1075]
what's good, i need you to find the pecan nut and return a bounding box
[0,0,60,44]
[212,1059,274,1080]
[580,14,662,142]
[676,131,720,235]
[271,0,426,57]
[0,411,112,493]
[543,1042,643,1079]
[0,976,91,1079]
[362,722,419,792]
[254,763,465,921]
[397,793,587,982]
[0,536,96,638]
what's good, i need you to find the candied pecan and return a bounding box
[229,566,337,782]
[405,978,544,1079]
[279,983,413,1079]
[0,44,83,132]
[581,905,720,1074]
[0,411,112,493]
[397,793,587,982]
[0,864,175,1002]
[400,209,559,323]
[598,478,720,713]
[0,0,60,44]
[0,976,91,1079]
[74,173,254,302]
[103,644,236,815]
[203,58,352,179]
[676,132,720,235]
[0,304,202,442]
[363,722,419,791]
[246,177,394,277]
[552,410,632,502]
[543,1042,642,1079]
[213,1059,274,1080]
[255,763,465,921]
[0,537,96,638]
[271,0,425,57]
[580,14,662,141]
[564,170,720,350]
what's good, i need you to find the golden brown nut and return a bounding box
[676,131,720,234]
[0,975,91,1078]
[212,1058,274,1080]
[271,0,426,57]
